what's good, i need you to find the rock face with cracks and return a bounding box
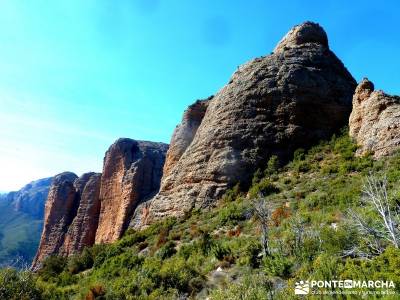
[141,21,356,225]
[32,139,168,268]
[31,172,81,270]
[349,78,400,158]
[61,172,102,256]
[162,98,211,177]
[95,139,168,243]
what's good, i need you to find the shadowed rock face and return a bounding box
[61,173,101,256]
[31,172,79,270]
[95,139,168,244]
[142,21,356,224]
[31,172,101,269]
[349,78,400,158]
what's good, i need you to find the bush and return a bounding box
[92,244,123,269]
[262,254,293,278]
[197,230,213,255]
[217,202,248,226]
[85,284,106,300]
[118,230,146,247]
[67,248,94,274]
[222,183,241,202]
[248,178,279,198]
[188,276,206,294]
[209,273,272,300]
[157,241,176,260]
[159,256,198,292]
[0,268,41,300]
[212,243,232,261]
[264,155,279,176]
[320,225,357,255]
[238,241,262,268]
[271,206,291,226]
[38,255,67,281]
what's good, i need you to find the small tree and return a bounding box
[252,197,270,257]
[348,174,400,256]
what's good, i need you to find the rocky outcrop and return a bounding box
[32,138,168,268]
[31,172,79,270]
[95,139,168,244]
[31,172,101,269]
[61,173,101,256]
[163,98,210,177]
[349,78,400,158]
[142,21,356,224]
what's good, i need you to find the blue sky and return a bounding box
[0,0,399,191]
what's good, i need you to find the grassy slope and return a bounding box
[0,201,43,268]
[7,130,400,299]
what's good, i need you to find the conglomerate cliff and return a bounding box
[142,21,356,224]
[349,78,400,158]
[32,140,168,269]
[34,21,400,269]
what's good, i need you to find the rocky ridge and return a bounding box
[32,139,168,269]
[31,172,80,270]
[349,78,400,158]
[32,21,400,269]
[0,177,52,219]
[95,139,168,244]
[141,21,356,224]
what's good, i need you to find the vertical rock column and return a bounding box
[31,172,79,270]
[95,139,168,244]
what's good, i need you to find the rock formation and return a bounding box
[32,21,361,267]
[349,78,400,158]
[162,98,210,177]
[142,21,356,224]
[61,173,101,256]
[32,138,168,268]
[95,139,168,244]
[31,172,79,270]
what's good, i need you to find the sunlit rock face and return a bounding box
[349,78,400,158]
[31,172,80,270]
[162,98,211,178]
[32,139,168,268]
[95,139,168,244]
[141,21,356,225]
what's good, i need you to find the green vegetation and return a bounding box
[0,201,43,268]
[2,129,400,299]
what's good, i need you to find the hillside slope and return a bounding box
[0,178,51,268]
[5,130,400,299]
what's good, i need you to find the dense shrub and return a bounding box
[0,268,41,300]
[262,254,293,278]
[38,255,67,281]
[159,256,198,292]
[157,241,177,260]
[67,248,94,274]
[209,273,273,300]
[217,201,248,226]
[222,183,241,202]
[248,178,279,198]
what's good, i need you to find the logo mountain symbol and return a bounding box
[295,281,310,295]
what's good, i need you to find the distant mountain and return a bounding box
[0,177,52,268]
